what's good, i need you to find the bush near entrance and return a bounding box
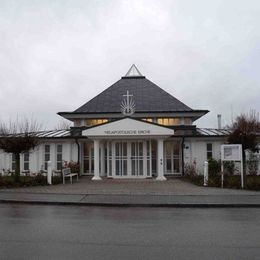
[0,175,62,188]
[186,175,260,191]
[184,161,260,191]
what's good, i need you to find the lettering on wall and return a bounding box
[104,130,151,135]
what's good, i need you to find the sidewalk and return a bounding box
[0,177,259,207]
[0,192,260,207]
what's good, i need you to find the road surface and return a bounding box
[0,204,259,259]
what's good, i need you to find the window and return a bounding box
[23,152,30,171]
[86,119,108,126]
[56,144,63,171]
[184,118,191,125]
[44,145,50,170]
[142,118,153,122]
[74,119,81,127]
[157,118,180,126]
[207,143,213,159]
[157,118,163,125]
[11,154,16,171]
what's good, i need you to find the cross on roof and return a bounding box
[123,90,133,103]
[121,90,135,116]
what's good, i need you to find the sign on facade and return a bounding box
[221,144,242,161]
[221,144,244,189]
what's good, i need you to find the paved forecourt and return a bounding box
[0,177,259,195]
[0,178,259,207]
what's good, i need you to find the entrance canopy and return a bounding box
[82,118,174,139]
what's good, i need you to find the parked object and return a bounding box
[62,168,78,184]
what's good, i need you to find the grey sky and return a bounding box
[0,0,259,129]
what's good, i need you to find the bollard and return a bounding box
[203,161,208,186]
[47,161,52,185]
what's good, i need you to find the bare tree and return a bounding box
[55,119,72,130]
[0,117,41,182]
[228,110,260,175]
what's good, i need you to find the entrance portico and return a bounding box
[82,118,175,180]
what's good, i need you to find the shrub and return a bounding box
[184,163,203,185]
[0,175,62,188]
[247,152,259,175]
[223,175,241,189]
[63,160,80,174]
[187,173,260,191]
[208,158,221,176]
[52,176,62,185]
[0,176,17,187]
[184,163,197,177]
[208,175,221,187]
[245,175,260,190]
[223,161,235,175]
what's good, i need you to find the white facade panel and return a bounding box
[184,138,225,174]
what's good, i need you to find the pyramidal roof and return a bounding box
[72,65,194,114]
[125,64,143,77]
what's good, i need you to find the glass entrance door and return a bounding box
[83,142,94,175]
[110,140,151,178]
[115,142,128,177]
[131,141,146,177]
[164,141,181,174]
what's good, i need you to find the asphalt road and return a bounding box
[0,204,259,260]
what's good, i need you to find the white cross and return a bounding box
[123,90,133,113]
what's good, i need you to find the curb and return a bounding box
[1,199,260,208]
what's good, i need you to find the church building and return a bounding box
[0,65,234,179]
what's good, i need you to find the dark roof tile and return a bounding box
[74,77,192,113]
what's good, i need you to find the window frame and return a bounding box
[23,152,30,171]
[206,143,213,160]
[56,144,63,171]
[11,153,16,171]
[44,144,51,171]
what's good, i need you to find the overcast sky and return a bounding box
[0,0,259,129]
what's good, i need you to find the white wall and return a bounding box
[1,137,258,176]
[0,139,78,174]
[184,137,225,174]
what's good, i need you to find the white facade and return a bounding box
[1,134,259,178]
[184,138,224,174]
[1,66,259,178]
[0,139,78,175]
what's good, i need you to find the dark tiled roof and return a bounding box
[74,77,193,113]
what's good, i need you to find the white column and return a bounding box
[143,141,147,177]
[112,141,115,178]
[106,142,110,177]
[156,139,166,181]
[92,139,101,180]
[127,141,131,177]
[100,141,105,177]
